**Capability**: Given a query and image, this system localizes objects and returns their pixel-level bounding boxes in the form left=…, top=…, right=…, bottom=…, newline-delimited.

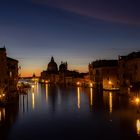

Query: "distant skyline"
left=0, top=0, right=140, bottom=77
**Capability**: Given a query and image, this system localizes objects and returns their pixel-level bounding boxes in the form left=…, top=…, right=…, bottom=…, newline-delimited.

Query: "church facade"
left=40, top=57, right=68, bottom=84
left=40, top=57, right=88, bottom=86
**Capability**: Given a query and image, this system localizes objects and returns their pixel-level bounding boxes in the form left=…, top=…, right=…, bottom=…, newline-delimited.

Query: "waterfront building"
left=59, top=61, right=68, bottom=84
left=40, top=57, right=88, bottom=86
left=41, top=57, right=59, bottom=84
left=89, top=60, right=119, bottom=90
left=0, top=47, right=18, bottom=100
left=118, top=51, right=140, bottom=92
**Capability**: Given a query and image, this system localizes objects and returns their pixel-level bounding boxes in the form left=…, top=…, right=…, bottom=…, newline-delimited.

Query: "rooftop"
left=0, top=47, right=6, bottom=51
left=7, top=57, right=18, bottom=62
left=119, top=51, right=140, bottom=61
left=91, top=60, right=118, bottom=68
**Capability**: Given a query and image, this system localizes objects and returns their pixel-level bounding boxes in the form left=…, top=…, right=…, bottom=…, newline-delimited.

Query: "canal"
left=0, top=83, right=140, bottom=140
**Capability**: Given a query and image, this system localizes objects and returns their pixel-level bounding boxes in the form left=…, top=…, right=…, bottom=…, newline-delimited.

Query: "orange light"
left=90, top=83, right=93, bottom=87
left=108, top=80, right=112, bottom=85
left=136, top=119, right=140, bottom=136
left=136, top=98, right=140, bottom=103
left=2, top=94, right=5, bottom=97
left=77, top=82, right=80, bottom=85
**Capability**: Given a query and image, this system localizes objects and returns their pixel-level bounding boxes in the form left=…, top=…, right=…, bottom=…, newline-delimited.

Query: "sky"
left=0, top=0, right=140, bottom=77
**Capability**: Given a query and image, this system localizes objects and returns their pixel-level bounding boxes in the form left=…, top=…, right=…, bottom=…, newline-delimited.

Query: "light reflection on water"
left=0, top=108, right=5, bottom=122
left=90, top=87, right=93, bottom=106
left=136, top=119, right=140, bottom=136
left=109, top=92, right=113, bottom=113
left=77, top=87, right=80, bottom=109
left=0, top=83, right=140, bottom=140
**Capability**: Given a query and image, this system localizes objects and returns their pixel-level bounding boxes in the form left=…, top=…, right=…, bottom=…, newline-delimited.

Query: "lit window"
left=10, top=71, right=12, bottom=77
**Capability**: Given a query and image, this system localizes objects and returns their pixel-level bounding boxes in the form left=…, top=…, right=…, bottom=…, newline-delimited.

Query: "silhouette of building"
left=89, top=60, right=119, bottom=90
left=47, top=57, right=58, bottom=73
left=59, top=61, right=68, bottom=84
left=40, top=57, right=88, bottom=86
left=118, top=51, right=140, bottom=91
left=41, top=57, right=59, bottom=84
left=0, top=47, right=18, bottom=99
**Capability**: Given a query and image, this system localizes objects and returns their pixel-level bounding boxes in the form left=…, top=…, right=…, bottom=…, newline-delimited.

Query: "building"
left=41, top=57, right=59, bottom=84
left=89, top=60, right=119, bottom=90
left=59, top=61, right=68, bottom=84
left=0, top=47, right=18, bottom=100
left=118, top=51, right=140, bottom=92
left=40, top=57, right=88, bottom=86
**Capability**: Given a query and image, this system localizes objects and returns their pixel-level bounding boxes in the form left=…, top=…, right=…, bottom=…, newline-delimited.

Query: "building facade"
left=41, top=57, right=59, bottom=84
left=118, top=51, right=140, bottom=91
left=89, top=60, right=119, bottom=90
left=40, top=57, right=88, bottom=86
left=0, top=47, right=18, bottom=99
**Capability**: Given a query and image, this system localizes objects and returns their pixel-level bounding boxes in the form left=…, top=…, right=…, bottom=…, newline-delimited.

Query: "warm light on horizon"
left=20, top=62, right=88, bottom=77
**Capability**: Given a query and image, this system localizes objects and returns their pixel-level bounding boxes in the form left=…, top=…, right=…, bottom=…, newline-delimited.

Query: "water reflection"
left=31, top=84, right=36, bottom=110
left=0, top=101, right=19, bottom=140
left=45, top=84, right=48, bottom=103
left=77, top=87, right=81, bottom=109
left=0, top=108, right=5, bottom=122
left=136, top=119, right=140, bottom=136
left=109, top=92, right=112, bottom=113
left=32, top=92, right=35, bottom=110
left=90, top=88, right=93, bottom=106
left=1, top=84, right=140, bottom=140
left=48, top=85, right=58, bottom=111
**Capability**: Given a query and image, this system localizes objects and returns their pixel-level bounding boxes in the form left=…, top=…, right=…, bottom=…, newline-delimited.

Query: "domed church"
left=40, top=57, right=61, bottom=84
left=40, top=56, right=87, bottom=85
left=47, top=57, right=58, bottom=74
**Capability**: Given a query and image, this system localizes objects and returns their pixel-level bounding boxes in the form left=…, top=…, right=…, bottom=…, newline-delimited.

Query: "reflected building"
left=0, top=102, right=19, bottom=140
left=48, top=85, right=58, bottom=111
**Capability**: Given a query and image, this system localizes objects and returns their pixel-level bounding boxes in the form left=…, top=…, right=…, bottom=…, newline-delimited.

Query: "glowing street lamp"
left=136, top=98, right=140, bottom=104
left=108, top=80, right=112, bottom=85
left=77, top=82, right=80, bottom=86
left=90, top=83, right=93, bottom=88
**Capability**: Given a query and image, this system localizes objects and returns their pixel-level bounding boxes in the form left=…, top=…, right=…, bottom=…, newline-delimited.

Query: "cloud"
left=32, top=0, right=140, bottom=25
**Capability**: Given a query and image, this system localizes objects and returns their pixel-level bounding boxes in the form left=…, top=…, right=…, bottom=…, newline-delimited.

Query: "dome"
left=47, top=57, right=58, bottom=73
left=59, top=61, right=67, bottom=72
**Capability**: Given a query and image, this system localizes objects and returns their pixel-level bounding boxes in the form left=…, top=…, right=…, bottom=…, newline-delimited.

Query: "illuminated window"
left=10, top=71, right=12, bottom=78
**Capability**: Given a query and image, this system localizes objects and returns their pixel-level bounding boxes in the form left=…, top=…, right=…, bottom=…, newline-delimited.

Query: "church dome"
left=47, top=57, right=58, bottom=73
left=59, top=61, right=67, bottom=72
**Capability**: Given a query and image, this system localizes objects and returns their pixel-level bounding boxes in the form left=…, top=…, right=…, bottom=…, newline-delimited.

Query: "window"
left=10, top=71, right=12, bottom=78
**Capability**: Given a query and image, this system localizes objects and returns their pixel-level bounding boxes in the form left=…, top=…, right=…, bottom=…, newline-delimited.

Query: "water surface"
left=0, top=83, right=140, bottom=140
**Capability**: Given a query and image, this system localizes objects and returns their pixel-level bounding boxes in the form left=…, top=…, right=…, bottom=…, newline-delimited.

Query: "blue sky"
left=0, top=0, right=140, bottom=76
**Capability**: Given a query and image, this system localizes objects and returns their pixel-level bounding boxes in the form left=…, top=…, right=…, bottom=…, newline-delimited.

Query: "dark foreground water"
left=0, top=83, right=140, bottom=140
